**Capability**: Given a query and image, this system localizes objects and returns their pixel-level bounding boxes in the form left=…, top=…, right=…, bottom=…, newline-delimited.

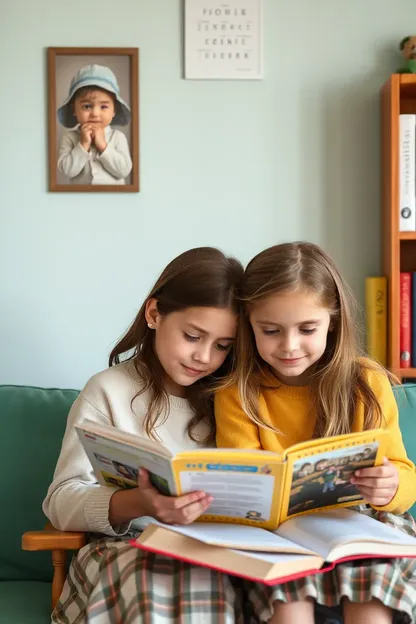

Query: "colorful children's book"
left=76, top=420, right=388, bottom=529
left=133, top=509, right=416, bottom=585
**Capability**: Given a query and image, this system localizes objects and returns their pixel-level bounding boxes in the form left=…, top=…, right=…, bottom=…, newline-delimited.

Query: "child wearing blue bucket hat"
left=57, top=64, right=132, bottom=185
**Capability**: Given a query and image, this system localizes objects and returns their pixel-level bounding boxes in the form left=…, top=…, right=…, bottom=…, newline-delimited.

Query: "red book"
left=400, top=273, right=412, bottom=368
left=131, top=509, right=416, bottom=585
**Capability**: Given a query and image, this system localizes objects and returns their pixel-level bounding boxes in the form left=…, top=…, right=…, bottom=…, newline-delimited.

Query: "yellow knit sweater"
left=215, top=366, right=416, bottom=515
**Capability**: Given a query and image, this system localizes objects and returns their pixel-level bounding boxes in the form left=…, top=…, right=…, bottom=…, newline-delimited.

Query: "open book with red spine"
left=131, top=508, right=416, bottom=585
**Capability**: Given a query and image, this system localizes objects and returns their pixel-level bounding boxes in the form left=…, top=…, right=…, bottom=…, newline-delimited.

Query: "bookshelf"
left=381, top=74, right=416, bottom=380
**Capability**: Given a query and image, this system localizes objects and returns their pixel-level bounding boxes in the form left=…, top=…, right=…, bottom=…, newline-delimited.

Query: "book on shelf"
left=412, top=272, right=416, bottom=368
left=76, top=419, right=388, bottom=529
left=365, top=276, right=387, bottom=365
left=399, top=114, right=416, bottom=231
left=132, top=508, right=416, bottom=585
left=400, top=272, right=412, bottom=368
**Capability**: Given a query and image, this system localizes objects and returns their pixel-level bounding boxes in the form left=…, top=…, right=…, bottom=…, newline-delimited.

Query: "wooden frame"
left=22, top=523, right=87, bottom=609
left=48, top=47, right=139, bottom=192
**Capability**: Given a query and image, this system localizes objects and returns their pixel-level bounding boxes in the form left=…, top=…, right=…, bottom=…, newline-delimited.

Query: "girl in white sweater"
left=43, top=247, right=246, bottom=623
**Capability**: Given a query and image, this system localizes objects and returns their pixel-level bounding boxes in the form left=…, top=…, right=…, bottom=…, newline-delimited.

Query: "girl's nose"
left=281, top=333, right=299, bottom=354
left=193, top=344, right=210, bottom=364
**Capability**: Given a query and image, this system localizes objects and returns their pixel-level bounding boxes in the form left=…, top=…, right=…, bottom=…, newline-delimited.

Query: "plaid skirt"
left=52, top=508, right=416, bottom=624
left=51, top=537, right=247, bottom=624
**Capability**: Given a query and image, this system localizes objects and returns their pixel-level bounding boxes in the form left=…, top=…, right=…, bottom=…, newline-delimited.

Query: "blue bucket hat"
left=57, top=64, right=131, bottom=128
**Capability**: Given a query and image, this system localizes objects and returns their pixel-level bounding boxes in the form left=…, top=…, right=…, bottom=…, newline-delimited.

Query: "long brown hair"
left=109, top=247, right=243, bottom=444
left=231, top=241, right=396, bottom=438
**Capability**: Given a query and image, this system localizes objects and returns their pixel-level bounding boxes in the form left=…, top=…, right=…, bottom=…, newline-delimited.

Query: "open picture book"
left=132, top=508, right=416, bottom=585
left=76, top=419, right=388, bottom=529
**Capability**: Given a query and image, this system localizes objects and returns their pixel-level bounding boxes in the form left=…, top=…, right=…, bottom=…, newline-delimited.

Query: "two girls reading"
left=44, top=242, right=416, bottom=624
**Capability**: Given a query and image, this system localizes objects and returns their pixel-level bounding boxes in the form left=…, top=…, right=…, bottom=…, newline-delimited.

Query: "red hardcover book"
left=130, top=509, right=416, bottom=585
left=400, top=273, right=412, bottom=368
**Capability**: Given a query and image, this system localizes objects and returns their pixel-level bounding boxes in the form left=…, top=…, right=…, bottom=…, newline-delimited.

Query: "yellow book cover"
left=76, top=421, right=388, bottom=531
left=365, top=276, right=387, bottom=365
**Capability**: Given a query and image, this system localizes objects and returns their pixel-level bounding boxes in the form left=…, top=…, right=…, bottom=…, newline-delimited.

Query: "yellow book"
left=365, top=276, right=387, bottom=365
left=76, top=420, right=388, bottom=531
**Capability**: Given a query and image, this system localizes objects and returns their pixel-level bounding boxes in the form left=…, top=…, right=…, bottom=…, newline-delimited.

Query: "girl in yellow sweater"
left=215, top=241, right=416, bottom=624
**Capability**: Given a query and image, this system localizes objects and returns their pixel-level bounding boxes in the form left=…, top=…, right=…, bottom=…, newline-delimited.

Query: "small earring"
left=148, top=323, right=153, bottom=328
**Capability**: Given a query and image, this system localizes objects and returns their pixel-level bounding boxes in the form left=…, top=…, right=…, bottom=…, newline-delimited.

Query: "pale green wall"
left=0, top=1, right=414, bottom=388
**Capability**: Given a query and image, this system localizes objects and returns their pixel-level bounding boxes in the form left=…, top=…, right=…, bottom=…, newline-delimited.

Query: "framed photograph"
left=48, top=47, right=139, bottom=192
left=184, top=0, right=263, bottom=80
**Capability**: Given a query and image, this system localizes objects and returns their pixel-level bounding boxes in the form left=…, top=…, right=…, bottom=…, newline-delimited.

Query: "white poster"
left=185, top=0, right=263, bottom=80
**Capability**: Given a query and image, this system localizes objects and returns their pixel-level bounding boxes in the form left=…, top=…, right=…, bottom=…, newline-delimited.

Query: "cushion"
left=393, top=383, right=416, bottom=518
left=0, top=581, right=51, bottom=623
left=0, top=385, right=79, bottom=581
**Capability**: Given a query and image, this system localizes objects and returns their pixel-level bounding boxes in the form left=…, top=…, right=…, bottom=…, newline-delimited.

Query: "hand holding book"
left=137, top=468, right=213, bottom=524
left=350, top=457, right=399, bottom=506
left=109, top=467, right=212, bottom=527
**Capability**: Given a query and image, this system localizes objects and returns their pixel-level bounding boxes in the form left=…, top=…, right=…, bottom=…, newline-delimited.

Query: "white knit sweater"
left=43, top=360, right=210, bottom=536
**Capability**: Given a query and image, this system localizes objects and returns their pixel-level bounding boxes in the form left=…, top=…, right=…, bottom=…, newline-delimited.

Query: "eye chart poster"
left=185, top=0, right=263, bottom=80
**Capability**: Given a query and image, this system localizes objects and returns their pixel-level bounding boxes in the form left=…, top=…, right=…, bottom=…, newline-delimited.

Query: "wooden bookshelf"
left=381, top=74, right=416, bottom=380
left=399, top=232, right=416, bottom=240
left=392, top=368, right=416, bottom=379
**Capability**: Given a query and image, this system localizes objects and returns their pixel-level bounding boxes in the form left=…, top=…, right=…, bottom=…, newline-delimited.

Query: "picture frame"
left=48, top=47, right=139, bottom=192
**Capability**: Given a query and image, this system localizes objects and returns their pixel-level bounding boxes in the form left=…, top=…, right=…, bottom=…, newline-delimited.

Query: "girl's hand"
left=92, top=126, right=107, bottom=153
left=137, top=468, right=213, bottom=525
left=350, top=457, right=399, bottom=506
left=80, top=123, right=93, bottom=151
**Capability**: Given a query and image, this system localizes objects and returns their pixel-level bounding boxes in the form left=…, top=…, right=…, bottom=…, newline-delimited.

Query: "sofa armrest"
left=21, top=523, right=87, bottom=609
left=22, top=525, right=87, bottom=551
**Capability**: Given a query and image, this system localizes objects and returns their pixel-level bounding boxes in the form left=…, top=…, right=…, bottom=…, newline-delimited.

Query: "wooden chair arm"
left=21, top=522, right=87, bottom=609
left=22, top=526, right=87, bottom=551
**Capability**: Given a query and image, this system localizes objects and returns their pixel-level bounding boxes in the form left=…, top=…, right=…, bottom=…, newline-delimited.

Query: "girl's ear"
left=144, top=298, right=161, bottom=328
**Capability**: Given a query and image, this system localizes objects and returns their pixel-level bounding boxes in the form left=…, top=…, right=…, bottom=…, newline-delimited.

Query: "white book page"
left=152, top=521, right=315, bottom=554
left=276, top=508, right=416, bottom=560
left=179, top=471, right=275, bottom=521
left=231, top=550, right=317, bottom=564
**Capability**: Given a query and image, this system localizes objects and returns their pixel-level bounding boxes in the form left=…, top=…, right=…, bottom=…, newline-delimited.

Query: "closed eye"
left=262, top=328, right=316, bottom=336
left=184, top=332, right=199, bottom=342
left=184, top=333, right=231, bottom=351
left=216, top=343, right=231, bottom=351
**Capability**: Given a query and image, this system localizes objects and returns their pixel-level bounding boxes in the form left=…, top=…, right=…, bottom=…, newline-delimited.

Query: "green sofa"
left=0, top=385, right=79, bottom=623
left=0, top=383, right=415, bottom=623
